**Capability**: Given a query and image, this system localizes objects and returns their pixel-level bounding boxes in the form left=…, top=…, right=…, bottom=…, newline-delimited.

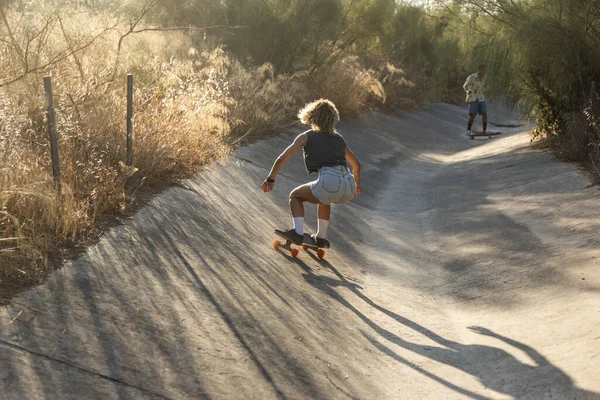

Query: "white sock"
left=317, top=219, right=329, bottom=239
left=293, top=217, right=304, bottom=235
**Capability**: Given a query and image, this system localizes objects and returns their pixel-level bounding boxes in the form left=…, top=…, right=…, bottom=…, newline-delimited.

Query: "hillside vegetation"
left=1, top=0, right=599, bottom=299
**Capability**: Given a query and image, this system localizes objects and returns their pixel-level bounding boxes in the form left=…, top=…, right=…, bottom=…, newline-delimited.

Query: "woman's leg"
left=289, top=184, right=320, bottom=216
left=317, top=203, right=331, bottom=239
left=289, top=184, right=320, bottom=235
left=318, top=203, right=331, bottom=220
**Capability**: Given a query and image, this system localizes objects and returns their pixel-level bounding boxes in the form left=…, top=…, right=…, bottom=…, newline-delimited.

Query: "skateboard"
left=272, top=230, right=302, bottom=258
left=469, top=131, right=502, bottom=140
left=301, top=234, right=330, bottom=259
left=271, top=230, right=331, bottom=259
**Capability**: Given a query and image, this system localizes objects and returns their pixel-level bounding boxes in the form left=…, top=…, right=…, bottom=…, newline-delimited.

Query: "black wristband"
left=266, top=177, right=275, bottom=183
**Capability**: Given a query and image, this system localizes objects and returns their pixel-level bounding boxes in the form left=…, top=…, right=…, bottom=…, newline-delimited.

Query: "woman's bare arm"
left=345, top=145, right=362, bottom=195
left=261, top=133, right=307, bottom=192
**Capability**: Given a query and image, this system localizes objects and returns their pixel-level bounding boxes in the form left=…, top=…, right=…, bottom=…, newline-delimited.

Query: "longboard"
left=469, top=131, right=502, bottom=140
left=272, top=229, right=302, bottom=258
left=272, top=229, right=331, bottom=259
left=302, top=234, right=330, bottom=259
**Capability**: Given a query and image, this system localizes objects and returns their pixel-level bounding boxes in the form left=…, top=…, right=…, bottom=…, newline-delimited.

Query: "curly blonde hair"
left=298, top=99, right=340, bottom=134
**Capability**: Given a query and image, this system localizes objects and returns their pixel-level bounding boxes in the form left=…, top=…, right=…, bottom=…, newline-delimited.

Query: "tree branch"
left=130, top=25, right=240, bottom=35
left=0, top=21, right=118, bottom=88
left=110, top=0, right=240, bottom=78
left=0, top=5, right=27, bottom=70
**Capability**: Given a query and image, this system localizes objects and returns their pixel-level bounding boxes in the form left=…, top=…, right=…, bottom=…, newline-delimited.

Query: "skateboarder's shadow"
left=299, top=256, right=597, bottom=400
left=278, top=248, right=363, bottom=290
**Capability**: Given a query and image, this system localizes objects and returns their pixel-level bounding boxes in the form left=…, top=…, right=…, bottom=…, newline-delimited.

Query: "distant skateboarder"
left=463, top=64, right=492, bottom=135
left=261, top=99, right=362, bottom=247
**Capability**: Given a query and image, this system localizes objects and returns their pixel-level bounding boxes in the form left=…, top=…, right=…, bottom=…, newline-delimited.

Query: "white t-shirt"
left=463, top=73, right=489, bottom=103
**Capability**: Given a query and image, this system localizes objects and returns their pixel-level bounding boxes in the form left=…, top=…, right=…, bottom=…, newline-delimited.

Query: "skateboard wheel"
left=317, top=249, right=326, bottom=259
left=291, top=248, right=300, bottom=258
left=469, top=136, right=474, bottom=140
left=273, top=240, right=282, bottom=249
left=302, top=245, right=309, bottom=251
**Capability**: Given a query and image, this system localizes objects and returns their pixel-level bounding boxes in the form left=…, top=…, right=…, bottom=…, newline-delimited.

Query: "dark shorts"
left=469, top=101, right=487, bottom=116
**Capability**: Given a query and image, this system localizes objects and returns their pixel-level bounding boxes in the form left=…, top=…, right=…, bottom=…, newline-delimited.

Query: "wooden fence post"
left=126, top=73, right=133, bottom=166
left=43, top=76, right=61, bottom=197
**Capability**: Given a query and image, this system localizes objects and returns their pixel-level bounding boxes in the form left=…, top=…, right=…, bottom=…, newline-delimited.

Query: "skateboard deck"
left=301, top=234, right=330, bottom=259
left=469, top=131, right=502, bottom=140
left=272, top=238, right=301, bottom=258
left=271, top=230, right=330, bottom=259
left=302, top=234, right=331, bottom=249
left=272, top=229, right=302, bottom=258
left=273, top=229, right=302, bottom=258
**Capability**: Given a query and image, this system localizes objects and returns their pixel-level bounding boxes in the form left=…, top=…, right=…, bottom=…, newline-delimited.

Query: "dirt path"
left=1, top=104, right=599, bottom=399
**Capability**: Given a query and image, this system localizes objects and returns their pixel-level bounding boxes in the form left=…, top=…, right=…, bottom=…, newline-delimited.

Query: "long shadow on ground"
left=296, top=254, right=598, bottom=400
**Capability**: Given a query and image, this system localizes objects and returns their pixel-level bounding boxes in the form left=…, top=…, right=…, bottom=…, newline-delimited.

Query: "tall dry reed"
left=0, top=6, right=419, bottom=299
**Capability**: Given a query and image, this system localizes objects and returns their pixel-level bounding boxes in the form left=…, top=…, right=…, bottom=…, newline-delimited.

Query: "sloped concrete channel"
left=1, top=104, right=599, bottom=399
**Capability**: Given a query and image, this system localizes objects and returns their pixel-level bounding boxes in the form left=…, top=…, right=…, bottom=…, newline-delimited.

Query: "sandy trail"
left=1, top=104, right=599, bottom=399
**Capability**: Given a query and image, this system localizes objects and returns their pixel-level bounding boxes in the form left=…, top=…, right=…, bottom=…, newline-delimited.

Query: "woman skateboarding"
left=261, top=99, right=362, bottom=247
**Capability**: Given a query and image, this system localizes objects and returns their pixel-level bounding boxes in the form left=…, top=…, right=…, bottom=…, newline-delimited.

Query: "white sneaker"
left=465, top=129, right=472, bottom=136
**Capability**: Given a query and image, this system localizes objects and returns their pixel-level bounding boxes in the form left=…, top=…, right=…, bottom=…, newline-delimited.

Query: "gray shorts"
left=469, top=100, right=487, bottom=115
left=309, top=165, right=356, bottom=205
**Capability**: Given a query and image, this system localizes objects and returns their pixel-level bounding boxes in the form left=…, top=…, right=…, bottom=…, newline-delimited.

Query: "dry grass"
left=301, top=56, right=386, bottom=116
left=538, top=97, right=600, bottom=181
left=376, top=63, right=420, bottom=112
left=0, top=8, right=236, bottom=298
left=0, top=7, right=420, bottom=301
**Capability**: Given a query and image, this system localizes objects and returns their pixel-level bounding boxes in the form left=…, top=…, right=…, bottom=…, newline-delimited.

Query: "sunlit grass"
left=0, top=6, right=419, bottom=297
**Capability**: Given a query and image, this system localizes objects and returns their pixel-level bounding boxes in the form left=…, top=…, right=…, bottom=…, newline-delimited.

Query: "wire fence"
left=43, top=73, right=134, bottom=198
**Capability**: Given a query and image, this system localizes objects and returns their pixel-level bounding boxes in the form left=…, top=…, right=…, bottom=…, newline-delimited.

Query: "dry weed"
left=0, top=6, right=421, bottom=299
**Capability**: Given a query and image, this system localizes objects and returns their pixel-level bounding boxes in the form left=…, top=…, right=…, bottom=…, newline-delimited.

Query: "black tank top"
left=303, top=130, right=347, bottom=174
